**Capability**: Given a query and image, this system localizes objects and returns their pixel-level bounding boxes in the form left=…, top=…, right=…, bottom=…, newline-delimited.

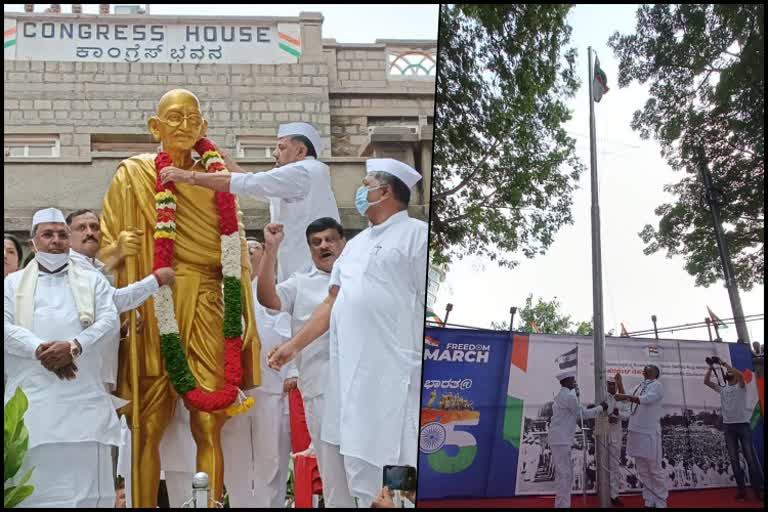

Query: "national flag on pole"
left=426, top=307, right=444, bottom=327
left=593, top=55, right=609, bottom=103
left=620, top=322, right=630, bottom=337
left=530, top=320, right=541, bottom=334
left=555, top=346, right=578, bottom=370
left=707, top=306, right=728, bottom=329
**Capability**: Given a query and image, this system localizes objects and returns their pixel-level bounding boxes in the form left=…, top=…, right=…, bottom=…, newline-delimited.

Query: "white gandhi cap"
left=556, top=369, right=577, bottom=382
left=277, top=122, right=323, bottom=156
left=32, top=207, right=66, bottom=228
left=366, top=158, right=422, bottom=189
left=606, top=375, right=615, bottom=383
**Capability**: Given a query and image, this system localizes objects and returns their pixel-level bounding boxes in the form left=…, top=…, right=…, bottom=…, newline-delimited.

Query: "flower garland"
left=153, top=138, right=253, bottom=415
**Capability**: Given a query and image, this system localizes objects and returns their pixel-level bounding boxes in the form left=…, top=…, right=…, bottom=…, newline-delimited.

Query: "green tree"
left=431, top=4, right=585, bottom=268
left=608, top=4, right=764, bottom=290
left=490, top=294, right=603, bottom=335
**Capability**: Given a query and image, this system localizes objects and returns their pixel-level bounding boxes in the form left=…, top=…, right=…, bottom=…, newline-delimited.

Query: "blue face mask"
left=355, top=185, right=383, bottom=216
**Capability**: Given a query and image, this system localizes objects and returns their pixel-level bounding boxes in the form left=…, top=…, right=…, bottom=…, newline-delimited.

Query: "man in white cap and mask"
left=614, top=364, right=667, bottom=508
left=159, top=122, right=339, bottom=281
left=267, top=158, right=428, bottom=507
left=547, top=369, right=607, bottom=508
left=4, top=207, right=122, bottom=507
left=602, top=373, right=631, bottom=506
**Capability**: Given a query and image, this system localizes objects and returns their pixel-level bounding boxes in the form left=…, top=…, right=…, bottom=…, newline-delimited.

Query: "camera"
left=383, top=465, right=417, bottom=491
left=705, top=356, right=722, bottom=366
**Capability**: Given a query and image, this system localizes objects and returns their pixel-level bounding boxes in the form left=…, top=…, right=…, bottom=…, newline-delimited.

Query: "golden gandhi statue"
left=99, top=89, right=260, bottom=507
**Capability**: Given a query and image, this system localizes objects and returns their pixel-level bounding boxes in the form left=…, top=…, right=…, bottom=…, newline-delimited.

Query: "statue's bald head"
left=158, top=89, right=201, bottom=116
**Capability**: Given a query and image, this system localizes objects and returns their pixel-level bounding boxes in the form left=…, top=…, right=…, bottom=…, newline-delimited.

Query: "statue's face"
left=148, top=89, right=208, bottom=152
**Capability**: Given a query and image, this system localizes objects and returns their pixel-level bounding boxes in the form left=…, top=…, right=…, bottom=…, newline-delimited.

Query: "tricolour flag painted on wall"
left=593, top=55, right=609, bottom=103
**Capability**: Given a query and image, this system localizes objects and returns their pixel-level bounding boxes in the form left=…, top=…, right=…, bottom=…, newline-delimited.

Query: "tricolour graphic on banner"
left=419, top=328, right=764, bottom=501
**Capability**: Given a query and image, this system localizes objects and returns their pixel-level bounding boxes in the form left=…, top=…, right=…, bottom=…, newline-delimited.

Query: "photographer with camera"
left=704, top=356, right=764, bottom=501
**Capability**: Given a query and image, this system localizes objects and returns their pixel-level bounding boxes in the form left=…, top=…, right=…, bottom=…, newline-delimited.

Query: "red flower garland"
left=153, top=138, right=246, bottom=412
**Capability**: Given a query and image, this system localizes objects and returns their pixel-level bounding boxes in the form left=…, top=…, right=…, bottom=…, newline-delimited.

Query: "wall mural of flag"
left=276, top=23, right=301, bottom=58
left=419, top=328, right=764, bottom=501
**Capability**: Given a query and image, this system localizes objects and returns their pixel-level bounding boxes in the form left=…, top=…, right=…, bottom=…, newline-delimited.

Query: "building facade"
left=4, top=9, right=435, bottom=258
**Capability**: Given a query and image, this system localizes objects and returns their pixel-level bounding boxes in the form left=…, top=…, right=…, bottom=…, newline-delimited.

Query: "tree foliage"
left=609, top=4, right=764, bottom=290
left=431, top=4, right=584, bottom=267
left=491, top=294, right=599, bottom=336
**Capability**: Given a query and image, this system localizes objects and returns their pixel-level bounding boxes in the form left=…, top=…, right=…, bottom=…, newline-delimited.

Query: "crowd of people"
left=514, top=362, right=764, bottom=507
left=4, top=89, right=425, bottom=508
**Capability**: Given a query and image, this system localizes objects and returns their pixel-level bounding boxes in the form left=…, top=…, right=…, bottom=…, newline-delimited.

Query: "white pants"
left=627, top=431, right=668, bottom=508
left=551, top=444, right=574, bottom=508
left=303, top=393, right=357, bottom=508
left=221, top=390, right=291, bottom=508
left=608, top=437, right=621, bottom=499
left=343, top=455, right=382, bottom=508
left=164, top=470, right=196, bottom=507
left=15, top=442, right=115, bottom=508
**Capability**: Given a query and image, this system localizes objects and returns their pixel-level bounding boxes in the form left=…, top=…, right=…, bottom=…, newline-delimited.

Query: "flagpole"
left=588, top=46, right=611, bottom=509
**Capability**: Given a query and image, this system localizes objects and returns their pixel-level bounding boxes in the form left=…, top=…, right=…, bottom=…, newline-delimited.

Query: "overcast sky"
left=3, top=4, right=440, bottom=43
left=433, top=4, right=764, bottom=344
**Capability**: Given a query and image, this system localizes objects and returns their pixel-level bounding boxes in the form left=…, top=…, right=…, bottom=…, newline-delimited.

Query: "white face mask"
left=32, top=240, right=69, bottom=271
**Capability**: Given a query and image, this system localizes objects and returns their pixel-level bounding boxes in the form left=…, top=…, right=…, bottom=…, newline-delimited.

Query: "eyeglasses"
left=159, top=112, right=204, bottom=128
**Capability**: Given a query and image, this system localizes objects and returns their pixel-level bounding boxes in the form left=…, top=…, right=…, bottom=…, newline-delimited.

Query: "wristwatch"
left=69, top=340, right=82, bottom=360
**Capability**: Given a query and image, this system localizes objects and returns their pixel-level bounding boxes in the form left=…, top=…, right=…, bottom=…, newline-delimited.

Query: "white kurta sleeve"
left=275, top=276, right=298, bottom=314
left=112, top=274, right=159, bottom=313
left=639, top=382, right=663, bottom=405
left=285, top=361, right=299, bottom=380
left=4, top=278, right=42, bottom=358
left=229, top=163, right=311, bottom=201
left=411, top=228, right=428, bottom=306
left=74, top=275, right=119, bottom=352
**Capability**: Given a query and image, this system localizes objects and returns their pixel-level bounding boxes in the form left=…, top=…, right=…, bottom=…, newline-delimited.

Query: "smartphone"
left=383, top=465, right=417, bottom=491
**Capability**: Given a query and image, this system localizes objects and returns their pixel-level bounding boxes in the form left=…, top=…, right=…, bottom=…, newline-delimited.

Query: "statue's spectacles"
left=159, top=112, right=204, bottom=128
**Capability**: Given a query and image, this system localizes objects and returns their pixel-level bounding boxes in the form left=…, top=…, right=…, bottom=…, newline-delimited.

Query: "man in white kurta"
left=547, top=369, right=606, bottom=508
left=267, top=158, right=428, bottom=507
left=257, top=217, right=356, bottom=508
left=221, top=238, right=296, bottom=508
left=159, top=122, right=340, bottom=281
left=65, top=209, right=195, bottom=507
left=603, top=374, right=632, bottom=505
left=615, top=364, right=667, bottom=508
left=4, top=208, right=121, bottom=508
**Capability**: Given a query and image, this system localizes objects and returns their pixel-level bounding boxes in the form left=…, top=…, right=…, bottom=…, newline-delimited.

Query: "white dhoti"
left=303, top=393, right=356, bottom=508
left=608, top=437, right=622, bottom=499
left=117, top=399, right=196, bottom=508
left=15, top=442, right=115, bottom=508
left=627, top=431, right=668, bottom=508
left=221, top=389, right=291, bottom=508
left=551, top=444, right=573, bottom=508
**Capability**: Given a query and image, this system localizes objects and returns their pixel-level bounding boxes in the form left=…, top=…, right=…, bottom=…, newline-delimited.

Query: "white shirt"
left=547, top=387, right=603, bottom=446
left=627, top=379, right=664, bottom=435
left=70, top=249, right=159, bottom=388
left=251, top=280, right=296, bottom=394
left=605, top=392, right=632, bottom=443
left=323, top=210, right=428, bottom=468
left=274, top=265, right=331, bottom=399
left=719, top=382, right=750, bottom=424
left=4, top=265, right=122, bottom=449
left=229, top=157, right=340, bottom=281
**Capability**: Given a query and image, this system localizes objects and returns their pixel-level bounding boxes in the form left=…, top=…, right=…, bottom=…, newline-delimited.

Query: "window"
left=4, top=135, right=60, bottom=158
left=237, top=136, right=275, bottom=159
left=90, top=133, right=157, bottom=153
